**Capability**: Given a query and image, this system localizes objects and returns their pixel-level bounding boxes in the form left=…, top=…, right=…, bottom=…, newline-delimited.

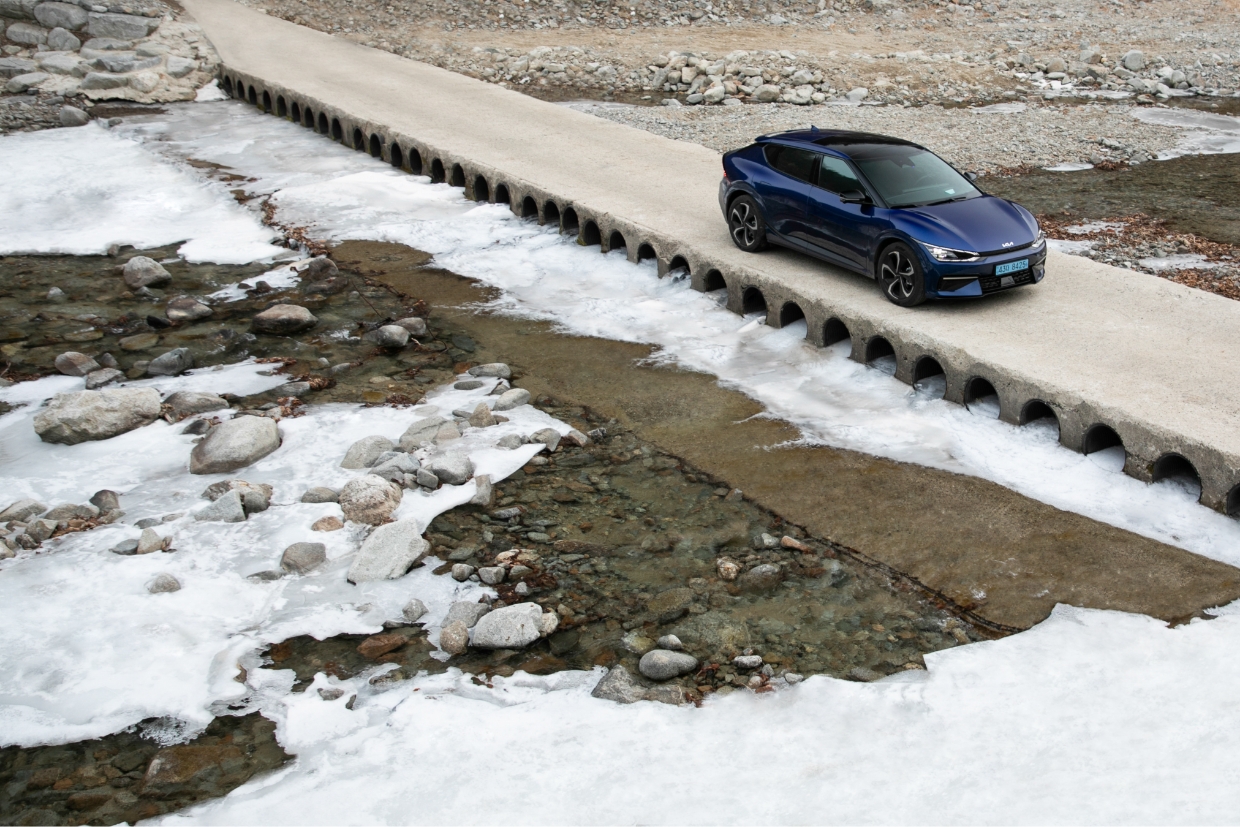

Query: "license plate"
left=995, top=258, right=1029, bottom=276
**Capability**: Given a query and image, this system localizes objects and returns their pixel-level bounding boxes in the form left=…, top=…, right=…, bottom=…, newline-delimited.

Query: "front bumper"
left=925, top=244, right=1048, bottom=298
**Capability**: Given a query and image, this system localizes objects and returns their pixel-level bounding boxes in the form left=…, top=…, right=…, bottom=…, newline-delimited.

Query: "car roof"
left=756, top=129, right=925, bottom=158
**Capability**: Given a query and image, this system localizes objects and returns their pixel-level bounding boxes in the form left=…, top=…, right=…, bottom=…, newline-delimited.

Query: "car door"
left=756, top=144, right=817, bottom=238
left=803, top=153, right=882, bottom=271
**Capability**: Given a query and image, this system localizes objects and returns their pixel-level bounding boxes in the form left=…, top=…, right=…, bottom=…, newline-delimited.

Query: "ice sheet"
left=1132, top=107, right=1240, bottom=158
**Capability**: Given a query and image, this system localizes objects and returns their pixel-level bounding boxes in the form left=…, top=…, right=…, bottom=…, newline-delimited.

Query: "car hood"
left=896, top=195, right=1038, bottom=255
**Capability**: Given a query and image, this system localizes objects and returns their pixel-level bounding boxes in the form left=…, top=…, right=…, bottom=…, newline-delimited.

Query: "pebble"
left=54, top=351, right=99, bottom=377
left=402, top=598, right=428, bottom=622
left=300, top=486, right=339, bottom=503
left=492, top=387, right=531, bottom=411
left=311, top=516, right=344, bottom=532
left=478, top=565, right=505, bottom=585
left=737, top=563, right=782, bottom=593
left=733, top=654, right=764, bottom=669
left=364, top=324, right=410, bottom=348
left=451, top=563, right=475, bottom=581
left=444, top=601, right=490, bottom=628
left=84, top=367, right=123, bottom=389
left=146, top=347, right=193, bottom=376
left=121, top=256, right=170, bottom=290
left=439, top=620, right=469, bottom=655
left=135, top=527, right=164, bottom=554
left=468, top=362, right=511, bottom=379
left=280, top=541, right=326, bottom=574
left=147, top=572, right=181, bottom=594
left=424, top=453, right=474, bottom=486
left=656, top=634, right=684, bottom=651
left=193, top=488, right=246, bottom=523
left=590, top=664, right=648, bottom=704
left=251, top=304, right=317, bottom=335
left=638, top=649, right=699, bottom=681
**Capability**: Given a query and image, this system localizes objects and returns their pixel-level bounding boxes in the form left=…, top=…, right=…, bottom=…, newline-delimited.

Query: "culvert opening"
left=331, top=118, right=343, bottom=142
left=222, top=76, right=234, bottom=97
left=317, top=113, right=328, bottom=134
left=430, top=159, right=445, bottom=184
left=823, top=318, right=851, bottom=349
left=1083, top=424, right=1126, bottom=472
left=779, top=301, right=805, bottom=328
left=450, top=164, right=465, bottom=188
left=408, top=148, right=423, bottom=175
left=913, top=356, right=946, bottom=397
left=248, top=86, right=257, bottom=105
left=261, top=90, right=271, bottom=111
left=562, top=207, right=580, bottom=234
left=293, top=103, right=303, bottom=124
left=494, top=184, right=510, bottom=204
left=1152, top=453, right=1202, bottom=498
left=608, top=231, right=627, bottom=252
left=865, top=337, right=896, bottom=375
left=1228, top=485, right=1240, bottom=518
left=352, top=128, right=365, bottom=151
left=965, top=377, right=1000, bottom=418
left=278, top=97, right=289, bottom=118
left=368, top=133, right=382, bottom=158
left=742, top=286, right=767, bottom=316
left=543, top=201, right=560, bottom=227
left=667, top=255, right=690, bottom=279
left=637, top=243, right=657, bottom=262
left=473, top=175, right=490, bottom=202
left=581, top=220, right=601, bottom=246
left=390, top=143, right=404, bottom=170
left=703, top=269, right=726, bottom=292
left=521, top=197, right=538, bottom=219
left=1020, top=399, right=1057, bottom=426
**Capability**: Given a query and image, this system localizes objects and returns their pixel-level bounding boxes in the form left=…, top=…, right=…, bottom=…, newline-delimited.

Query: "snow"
left=970, top=102, right=1027, bottom=114
left=1137, top=253, right=1223, bottom=271
left=1047, top=238, right=1097, bottom=255
left=195, top=79, right=229, bottom=102
left=1043, top=161, right=1094, bottom=172
left=1131, top=107, right=1240, bottom=159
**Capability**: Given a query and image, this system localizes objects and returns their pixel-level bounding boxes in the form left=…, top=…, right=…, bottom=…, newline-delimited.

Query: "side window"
left=763, top=145, right=817, bottom=183
left=816, top=154, right=863, bottom=194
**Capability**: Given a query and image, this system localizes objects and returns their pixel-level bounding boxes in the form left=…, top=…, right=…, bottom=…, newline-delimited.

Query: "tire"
left=727, top=195, right=768, bottom=252
left=877, top=242, right=927, bottom=307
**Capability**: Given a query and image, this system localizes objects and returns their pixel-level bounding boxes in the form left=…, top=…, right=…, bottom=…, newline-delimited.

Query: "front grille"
left=978, top=240, right=1034, bottom=257
left=979, top=269, right=1035, bottom=294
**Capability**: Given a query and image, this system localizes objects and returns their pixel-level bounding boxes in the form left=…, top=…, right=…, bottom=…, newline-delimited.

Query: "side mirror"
left=966, top=171, right=978, bottom=181
left=839, top=190, right=872, bottom=205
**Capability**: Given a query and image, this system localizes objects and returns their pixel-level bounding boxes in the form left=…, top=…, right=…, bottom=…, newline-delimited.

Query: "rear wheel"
left=878, top=242, right=927, bottom=307
left=728, top=195, right=768, bottom=252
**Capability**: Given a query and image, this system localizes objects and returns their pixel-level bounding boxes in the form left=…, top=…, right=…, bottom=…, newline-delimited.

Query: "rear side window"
left=763, top=145, right=817, bottom=183
left=816, top=154, right=863, bottom=194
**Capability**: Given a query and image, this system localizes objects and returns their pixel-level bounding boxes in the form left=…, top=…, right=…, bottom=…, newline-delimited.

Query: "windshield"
left=848, top=144, right=980, bottom=208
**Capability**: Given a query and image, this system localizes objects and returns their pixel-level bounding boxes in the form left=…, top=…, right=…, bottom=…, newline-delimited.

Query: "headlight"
left=920, top=242, right=981, bottom=262
left=1033, top=229, right=1046, bottom=246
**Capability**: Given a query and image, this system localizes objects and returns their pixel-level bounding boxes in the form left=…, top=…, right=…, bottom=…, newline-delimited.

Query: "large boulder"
left=347, top=520, right=428, bottom=583
left=470, top=602, right=547, bottom=650
left=338, top=475, right=402, bottom=525
left=33, top=2, right=88, bottom=30
left=33, top=388, right=160, bottom=445
left=251, top=304, right=317, bottom=335
left=189, top=416, right=281, bottom=475
left=122, top=255, right=171, bottom=290
left=398, top=415, right=446, bottom=451
left=86, top=11, right=157, bottom=39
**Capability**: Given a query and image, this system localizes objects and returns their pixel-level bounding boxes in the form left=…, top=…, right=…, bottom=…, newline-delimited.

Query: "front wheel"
left=878, top=242, right=927, bottom=307
left=727, top=195, right=768, bottom=252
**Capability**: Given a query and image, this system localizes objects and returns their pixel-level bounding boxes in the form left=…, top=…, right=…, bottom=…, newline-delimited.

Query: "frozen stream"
left=1, top=101, right=1240, bottom=823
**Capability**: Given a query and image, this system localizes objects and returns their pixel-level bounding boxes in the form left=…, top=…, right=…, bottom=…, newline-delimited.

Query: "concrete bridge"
left=185, top=0, right=1240, bottom=516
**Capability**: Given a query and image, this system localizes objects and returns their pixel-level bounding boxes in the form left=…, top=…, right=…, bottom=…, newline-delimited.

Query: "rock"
left=392, top=316, right=427, bottom=336
left=638, top=649, right=699, bottom=681
left=280, top=541, right=326, bottom=574
left=439, top=620, right=469, bottom=655
left=450, top=563, right=474, bottom=581
left=424, top=453, right=474, bottom=486
left=467, top=402, right=495, bottom=428
left=26, top=518, right=56, bottom=542
left=84, top=367, right=122, bottom=390
left=591, top=664, right=647, bottom=704
left=470, top=602, right=544, bottom=649
left=300, top=486, right=338, bottom=503
left=5, top=71, right=49, bottom=93
left=198, top=480, right=271, bottom=514
left=56, top=103, right=94, bottom=128
left=357, top=632, right=403, bottom=659
left=468, top=363, right=511, bottom=379
left=847, top=666, right=882, bottom=682
left=478, top=565, right=505, bottom=585
left=311, top=515, right=343, bottom=532
left=434, top=422, right=460, bottom=444
left=752, top=83, right=781, bottom=102
left=89, top=489, right=119, bottom=512
left=80, top=70, right=128, bottom=90
left=364, top=324, right=410, bottom=348
left=86, top=11, right=156, bottom=39
left=122, top=255, right=170, bottom=290
left=495, top=434, right=523, bottom=450
left=54, top=351, right=100, bottom=377
left=34, top=387, right=160, bottom=445
left=44, top=502, right=98, bottom=522
left=657, top=634, right=684, bottom=651
left=454, top=380, right=484, bottom=391
left=133, top=527, right=163, bottom=554
left=398, top=415, right=446, bottom=451
left=163, top=391, right=227, bottom=421
left=647, top=587, right=694, bottom=622
left=1122, top=50, right=1146, bottom=71
left=165, top=55, right=196, bottom=77
left=189, top=416, right=280, bottom=474
left=5, top=21, right=48, bottom=45
left=622, top=631, right=655, bottom=655
left=165, top=296, right=213, bottom=322
left=846, top=86, right=869, bottom=102
left=0, top=498, right=45, bottom=522
left=468, top=474, right=494, bottom=508
left=347, top=519, right=427, bottom=582
left=737, top=563, right=782, bottom=593
left=46, top=26, right=79, bottom=50
left=415, top=468, right=439, bottom=489
left=34, top=1, right=87, bottom=29
left=110, top=538, right=139, bottom=555
left=119, top=332, right=159, bottom=352
left=251, top=304, right=317, bottom=335
left=444, top=601, right=490, bottom=628
left=734, top=654, right=763, bottom=669
left=704, top=85, right=727, bottom=104
left=0, top=56, right=38, bottom=78
left=146, top=347, right=193, bottom=377
left=563, top=429, right=590, bottom=447
left=529, top=428, right=561, bottom=453
left=193, top=489, right=245, bottom=523
left=402, top=598, right=428, bottom=622
left=338, top=475, right=401, bottom=525
left=340, top=434, right=394, bottom=469
left=492, top=387, right=531, bottom=411
left=147, top=572, right=181, bottom=594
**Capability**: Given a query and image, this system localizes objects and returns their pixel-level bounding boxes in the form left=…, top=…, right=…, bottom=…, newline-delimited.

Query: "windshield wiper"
left=915, top=195, right=972, bottom=208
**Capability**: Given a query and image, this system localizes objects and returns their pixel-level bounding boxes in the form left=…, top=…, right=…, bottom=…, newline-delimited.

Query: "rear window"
left=763, top=144, right=817, bottom=183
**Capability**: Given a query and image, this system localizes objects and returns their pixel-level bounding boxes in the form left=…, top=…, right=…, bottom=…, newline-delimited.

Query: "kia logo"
left=1001, top=241, right=1014, bottom=248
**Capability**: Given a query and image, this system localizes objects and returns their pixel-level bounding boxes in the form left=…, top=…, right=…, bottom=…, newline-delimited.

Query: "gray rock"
left=751, top=83, right=781, bottom=102
left=300, top=486, right=338, bottom=504
left=193, top=489, right=246, bottom=523
left=34, top=387, right=161, bottom=445
left=470, top=602, right=544, bottom=649
left=591, top=665, right=647, bottom=704
left=783, top=672, right=804, bottom=684
left=347, top=519, right=428, bottom=583
left=79, top=70, right=127, bottom=90
left=54, top=351, right=100, bottom=377
left=146, top=348, right=193, bottom=377
left=392, top=316, right=427, bottom=336
left=468, top=363, right=511, bottom=379
left=165, top=55, right=195, bottom=77
left=398, top=415, right=446, bottom=451
left=110, top=538, right=139, bottom=555
left=469, top=474, right=493, bottom=508
left=25, top=518, right=57, bottom=542
left=90, top=490, right=119, bottom=512
left=202, top=480, right=271, bottom=514
left=46, top=26, right=79, bottom=51
left=189, top=416, right=281, bottom=474
left=364, top=324, right=410, bottom=348
left=163, top=391, right=227, bottom=420
left=341, top=435, right=394, bottom=469
left=847, top=666, right=882, bottom=682
left=647, top=587, right=694, bottom=622
left=638, top=649, right=699, bottom=681
left=529, top=428, right=561, bottom=453
left=86, top=11, right=156, bottom=39
left=439, top=620, right=469, bottom=655
left=5, top=71, right=48, bottom=93
left=59, top=104, right=91, bottom=128
left=147, top=572, right=181, bottom=594
left=135, top=527, right=163, bottom=554
left=434, top=422, right=460, bottom=444
left=44, top=502, right=98, bottom=522
left=467, top=403, right=495, bottom=428
left=251, top=304, right=317, bottom=335
left=0, top=0, right=38, bottom=20
left=492, top=387, right=531, bottom=411
left=1122, top=50, right=1146, bottom=71
left=454, top=379, right=484, bottom=391
left=281, top=541, right=326, bottom=574
left=733, top=654, right=763, bottom=669
left=165, top=296, right=212, bottom=322
left=562, top=429, right=590, bottom=448
left=414, top=468, right=439, bottom=489
left=371, top=453, right=420, bottom=485
left=495, top=434, right=523, bottom=450
left=338, top=475, right=401, bottom=525
left=477, top=565, right=505, bottom=585
left=34, top=2, right=87, bottom=30
left=247, top=569, right=284, bottom=582
left=444, top=600, right=490, bottom=628
left=737, top=563, right=782, bottom=593
left=0, top=499, right=46, bottom=522
left=80, top=37, right=130, bottom=50
left=5, top=21, right=48, bottom=45
left=450, top=563, right=474, bottom=581
left=402, top=598, right=428, bottom=622
left=121, top=256, right=170, bottom=290
left=656, top=634, right=684, bottom=651
left=424, top=453, right=474, bottom=486
left=846, top=86, right=869, bottom=102
left=622, top=631, right=655, bottom=655
left=0, top=57, right=38, bottom=78
left=39, top=52, right=84, bottom=75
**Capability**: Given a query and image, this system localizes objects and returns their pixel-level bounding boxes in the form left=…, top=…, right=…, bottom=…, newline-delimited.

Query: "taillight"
left=722, top=159, right=729, bottom=181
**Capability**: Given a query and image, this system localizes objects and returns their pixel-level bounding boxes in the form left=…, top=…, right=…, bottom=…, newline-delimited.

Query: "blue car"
left=718, top=128, right=1046, bottom=307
